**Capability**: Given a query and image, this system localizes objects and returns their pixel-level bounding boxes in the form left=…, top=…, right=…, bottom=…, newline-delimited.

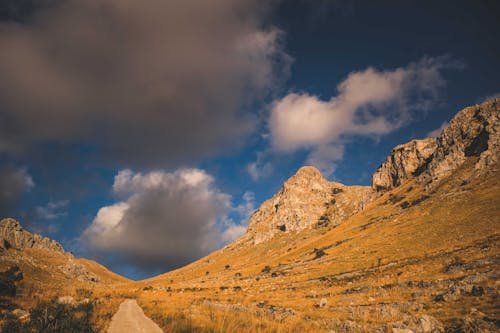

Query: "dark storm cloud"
left=0, top=0, right=290, bottom=166
left=0, top=166, right=34, bottom=216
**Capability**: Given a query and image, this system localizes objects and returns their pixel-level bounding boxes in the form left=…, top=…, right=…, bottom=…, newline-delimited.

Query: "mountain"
left=246, top=166, right=373, bottom=244
left=140, top=99, right=499, bottom=332
left=0, top=219, right=66, bottom=254
left=0, top=217, right=129, bottom=330
left=0, top=218, right=127, bottom=285
left=373, top=100, right=498, bottom=191
left=0, top=99, right=499, bottom=332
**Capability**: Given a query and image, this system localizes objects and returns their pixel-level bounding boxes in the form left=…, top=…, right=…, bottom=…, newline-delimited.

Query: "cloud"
left=220, top=191, right=255, bottom=242
left=0, top=166, right=34, bottom=216
left=246, top=152, right=274, bottom=181
left=82, top=168, right=250, bottom=272
left=305, top=144, right=345, bottom=177
left=427, top=121, right=449, bottom=138
left=34, top=200, right=69, bottom=220
left=268, top=56, right=459, bottom=175
left=0, top=0, right=291, bottom=166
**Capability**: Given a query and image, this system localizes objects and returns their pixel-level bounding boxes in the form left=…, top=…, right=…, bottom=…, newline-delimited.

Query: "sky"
left=0, top=0, right=498, bottom=280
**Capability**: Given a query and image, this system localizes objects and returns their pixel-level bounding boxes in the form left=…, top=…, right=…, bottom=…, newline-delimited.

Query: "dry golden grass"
left=0, top=247, right=131, bottom=330
left=132, top=158, right=499, bottom=332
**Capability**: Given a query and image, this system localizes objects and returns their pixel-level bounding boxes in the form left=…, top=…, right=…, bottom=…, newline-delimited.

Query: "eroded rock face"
left=60, top=259, right=100, bottom=283
left=425, top=100, right=499, bottom=182
left=372, top=138, right=437, bottom=191
left=0, top=218, right=102, bottom=283
left=0, top=218, right=65, bottom=254
left=247, top=166, right=373, bottom=244
left=372, top=99, right=499, bottom=191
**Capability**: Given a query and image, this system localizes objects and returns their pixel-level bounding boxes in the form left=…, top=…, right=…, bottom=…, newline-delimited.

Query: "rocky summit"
left=373, top=99, right=499, bottom=192
left=246, top=166, right=373, bottom=244
left=0, top=218, right=65, bottom=254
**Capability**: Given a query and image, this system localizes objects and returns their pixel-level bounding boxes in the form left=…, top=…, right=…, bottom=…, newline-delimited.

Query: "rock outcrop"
left=60, top=259, right=100, bottom=282
left=246, top=166, right=373, bottom=244
left=425, top=100, right=499, bottom=182
left=0, top=218, right=103, bottom=283
left=372, top=138, right=437, bottom=191
left=0, top=218, right=66, bottom=254
left=373, top=99, right=499, bottom=191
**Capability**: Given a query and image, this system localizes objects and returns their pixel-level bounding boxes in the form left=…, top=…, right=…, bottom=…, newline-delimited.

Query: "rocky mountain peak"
left=0, top=218, right=66, bottom=254
left=425, top=99, right=499, bottom=182
left=0, top=218, right=21, bottom=231
left=246, top=167, right=372, bottom=244
left=372, top=99, right=499, bottom=191
left=282, top=166, right=335, bottom=196
left=286, top=165, right=323, bottom=181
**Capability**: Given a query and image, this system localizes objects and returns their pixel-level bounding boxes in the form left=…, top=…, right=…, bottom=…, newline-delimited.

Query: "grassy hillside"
left=0, top=245, right=130, bottom=331
left=1, top=160, right=497, bottom=332
left=133, top=158, right=499, bottom=332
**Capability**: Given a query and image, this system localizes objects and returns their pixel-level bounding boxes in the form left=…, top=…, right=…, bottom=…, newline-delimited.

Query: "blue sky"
left=0, top=0, right=498, bottom=279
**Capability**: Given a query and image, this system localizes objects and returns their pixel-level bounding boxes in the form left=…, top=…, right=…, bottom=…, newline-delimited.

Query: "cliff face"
left=372, top=138, right=437, bottom=191
left=425, top=100, right=499, bottom=182
left=0, top=218, right=66, bottom=254
left=246, top=166, right=372, bottom=244
left=373, top=99, right=499, bottom=191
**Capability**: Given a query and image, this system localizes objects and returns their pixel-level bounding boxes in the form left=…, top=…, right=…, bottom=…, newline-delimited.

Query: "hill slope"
left=138, top=100, right=499, bottom=332
left=0, top=218, right=130, bottom=330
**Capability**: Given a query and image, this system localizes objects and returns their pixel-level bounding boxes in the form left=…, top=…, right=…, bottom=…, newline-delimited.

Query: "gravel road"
left=107, top=299, right=163, bottom=333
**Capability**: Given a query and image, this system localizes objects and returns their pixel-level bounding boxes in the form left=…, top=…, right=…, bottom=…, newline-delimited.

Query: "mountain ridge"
left=245, top=99, right=498, bottom=244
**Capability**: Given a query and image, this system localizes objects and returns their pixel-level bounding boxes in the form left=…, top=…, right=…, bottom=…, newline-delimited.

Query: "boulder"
left=393, top=314, right=444, bottom=333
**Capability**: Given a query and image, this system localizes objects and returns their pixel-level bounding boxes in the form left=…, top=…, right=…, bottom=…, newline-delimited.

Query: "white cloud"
left=306, top=144, right=344, bottom=176
left=246, top=152, right=274, bottom=181
left=268, top=56, right=459, bottom=175
left=83, top=168, right=251, bottom=271
left=427, top=121, right=449, bottom=138
left=221, top=224, right=248, bottom=243
left=220, top=191, right=255, bottom=242
left=233, top=191, right=256, bottom=224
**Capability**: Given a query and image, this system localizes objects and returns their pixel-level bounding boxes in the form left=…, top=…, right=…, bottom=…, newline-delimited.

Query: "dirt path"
left=107, top=299, right=163, bottom=333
